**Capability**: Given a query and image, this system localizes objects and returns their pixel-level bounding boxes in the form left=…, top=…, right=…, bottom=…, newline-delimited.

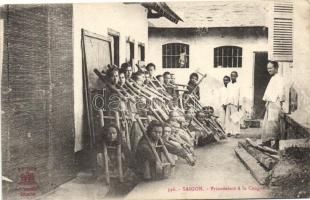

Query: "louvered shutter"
left=273, top=0, right=293, bottom=61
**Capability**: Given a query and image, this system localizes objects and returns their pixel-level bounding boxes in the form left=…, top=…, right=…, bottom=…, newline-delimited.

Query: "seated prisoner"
left=120, top=62, right=133, bottom=80
left=97, top=124, right=131, bottom=179
left=184, top=72, right=200, bottom=101
left=202, top=106, right=226, bottom=139
left=134, top=120, right=172, bottom=180
left=166, top=110, right=193, bottom=147
left=195, top=111, right=215, bottom=146
left=162, top=124, right=196, bottom=166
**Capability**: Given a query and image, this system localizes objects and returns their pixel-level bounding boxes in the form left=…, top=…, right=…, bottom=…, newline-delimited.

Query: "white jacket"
left=227, top=82, right=241, bottom=106
left=219, top=86, right=229, bottom=106
left=263, top=73, right=285, bottom=103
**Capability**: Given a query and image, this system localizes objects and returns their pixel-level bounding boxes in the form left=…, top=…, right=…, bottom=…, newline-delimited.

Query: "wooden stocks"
left=131, top=79, right=171, bottom=102
left=114, top=111, right=124, bottom=182
left=135, top=116, right=174, bottom=166
left=93, top=68, right=134, bottom=103
left=135, top=116, right=162, bottom=165
left=184, top=73, right=207, bottom=104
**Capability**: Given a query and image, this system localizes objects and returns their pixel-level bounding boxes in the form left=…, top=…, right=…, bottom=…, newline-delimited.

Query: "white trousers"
left=218, top=106, right=227, bottom=132
left=261, top=101, right=281, bottom=142
left=225, top=104, right=240, bottom=135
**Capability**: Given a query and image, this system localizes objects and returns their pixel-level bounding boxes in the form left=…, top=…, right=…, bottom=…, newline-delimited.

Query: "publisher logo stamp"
left=17, top=167, right=38, bottom=197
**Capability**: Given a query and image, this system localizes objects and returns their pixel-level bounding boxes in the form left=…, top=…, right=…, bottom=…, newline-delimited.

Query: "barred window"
left=214, top=46, right=242, bottom=68
left=162, top=43, right=189, bottom=68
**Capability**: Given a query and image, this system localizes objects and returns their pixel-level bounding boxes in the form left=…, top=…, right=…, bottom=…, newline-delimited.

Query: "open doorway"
left=253, top=52, right=269, bottom=119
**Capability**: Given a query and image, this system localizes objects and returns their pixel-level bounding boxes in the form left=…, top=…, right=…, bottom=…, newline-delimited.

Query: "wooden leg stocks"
left=114, top=111, right=124, bottom=183
left=103, top=143, right=110, bottom=185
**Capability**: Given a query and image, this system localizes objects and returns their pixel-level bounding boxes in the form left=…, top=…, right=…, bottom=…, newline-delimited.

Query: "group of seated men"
left=95, top=62, right=225, bottom=182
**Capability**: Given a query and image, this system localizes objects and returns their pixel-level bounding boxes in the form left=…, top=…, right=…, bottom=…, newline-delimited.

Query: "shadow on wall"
left=288, top=82, right=310, bottom=124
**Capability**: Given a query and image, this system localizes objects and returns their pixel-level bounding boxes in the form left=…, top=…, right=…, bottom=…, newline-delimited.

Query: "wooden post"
left=123, top=113, right=131, bottom=151
left=98, top=109, right=105, bottom=127
left=81, top=29, right=95, bottom=149
left=117, top=144, right=124, bottom=182
left=114, top=111, right=124, bottom=182
left=103, top=143, right=110, bottom=185
left=135, top=116, right=163, bottom=165
left=159, top=138, right=175, bottom=166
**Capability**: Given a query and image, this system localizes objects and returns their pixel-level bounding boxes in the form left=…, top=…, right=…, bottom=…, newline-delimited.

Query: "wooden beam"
left=238, top=141, right=278, bottom=170
left=234, top=147, right=270, bottom=185
left=246, top=138, right=279, bottom=155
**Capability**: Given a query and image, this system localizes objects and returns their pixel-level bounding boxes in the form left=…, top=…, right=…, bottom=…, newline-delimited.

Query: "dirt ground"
left=125, top=136, right=271, bottom=199
left=32, top=128, right=272, bottom=200
left=12, top=127, right=308, bottom=200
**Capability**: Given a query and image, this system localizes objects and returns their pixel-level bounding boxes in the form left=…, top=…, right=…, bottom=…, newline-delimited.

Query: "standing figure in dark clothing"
left=186, top=72, right=200, bottom=100
left=182, top=73, right=200, bottom=109
left=163, top=72, right=177, bottom=107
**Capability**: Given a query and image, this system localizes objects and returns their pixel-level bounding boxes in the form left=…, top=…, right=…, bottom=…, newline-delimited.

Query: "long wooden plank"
left=246, top=138, right=278, bottom=155
left=103, top=143, right=110, bottom=185
left=81, top=29, right=95, bottom=148
left=234, top=147, right=270, bottom=185
left=238, top=141, right=278, bottom=170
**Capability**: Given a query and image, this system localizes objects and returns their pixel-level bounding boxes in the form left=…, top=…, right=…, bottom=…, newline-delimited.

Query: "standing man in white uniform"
left=225, top=71, right=242, bottom=136
left=218, top=75, right=231, bottom=132
left=261, top=61, right=285, bottom=149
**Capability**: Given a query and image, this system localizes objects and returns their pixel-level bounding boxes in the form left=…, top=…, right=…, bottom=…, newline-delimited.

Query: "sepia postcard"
left=1, top=0, right=310, bottom=199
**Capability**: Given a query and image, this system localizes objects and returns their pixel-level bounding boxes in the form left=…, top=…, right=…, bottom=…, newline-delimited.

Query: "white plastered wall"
left=73, top=3, right=148, bottom=151
left=148, top=29, right=268, bottom=116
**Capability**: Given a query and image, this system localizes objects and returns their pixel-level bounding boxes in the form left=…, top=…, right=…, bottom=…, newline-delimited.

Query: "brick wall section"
left=3, top=5, right=51, bottom=194
left=1, top=6, right=10, bottom=172
left=46, top=4, right=76, bottom=188
left=1, top=4, right=75, bottom=195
